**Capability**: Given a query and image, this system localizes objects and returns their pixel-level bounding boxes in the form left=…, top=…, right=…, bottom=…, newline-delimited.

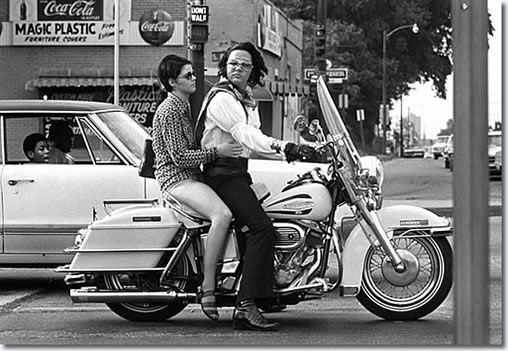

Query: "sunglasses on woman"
left=177, top=71, right=196, bottom=80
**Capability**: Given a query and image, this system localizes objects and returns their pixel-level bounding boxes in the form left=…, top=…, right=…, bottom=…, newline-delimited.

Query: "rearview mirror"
left=293, top=115, right=307, bottom=132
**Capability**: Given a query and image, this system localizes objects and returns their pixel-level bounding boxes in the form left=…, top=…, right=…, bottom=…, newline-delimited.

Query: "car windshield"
left=436, top=136, right=449, bottom=143
left=95, top=111, right=150, bottom=162
left=488, top=135, right=502, bottom=147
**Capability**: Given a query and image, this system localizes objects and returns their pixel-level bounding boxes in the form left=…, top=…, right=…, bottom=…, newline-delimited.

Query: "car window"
left=95, top=111, right=149, bottom=162
left=4, top=115, right=92, bottom=164
left=78, top=118, right=122, bottom=164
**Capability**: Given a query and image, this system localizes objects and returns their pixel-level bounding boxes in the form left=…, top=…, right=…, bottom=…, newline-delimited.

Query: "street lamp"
left=382, top=23, right=419, bottom=154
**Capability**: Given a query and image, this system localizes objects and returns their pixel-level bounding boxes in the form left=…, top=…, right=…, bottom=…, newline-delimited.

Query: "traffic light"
left=189, top=24, right=209, bottom=43
left=314, top=24, right=326, bottom=58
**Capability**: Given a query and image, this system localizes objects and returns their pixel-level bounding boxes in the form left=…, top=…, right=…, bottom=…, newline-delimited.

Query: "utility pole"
left=316, top=0, right=327, bottom=76
left=400, top=95, right=404, bottom=157
left=452, top=0, right=489, bottom=345
left=187, top=0, right=209, bottom=122
left=314, top=0, right=327, bottom=124
left=113, top=0, right=120, bottom=105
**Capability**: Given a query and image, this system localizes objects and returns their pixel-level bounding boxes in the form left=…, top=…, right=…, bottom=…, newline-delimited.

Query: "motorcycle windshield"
left=316, top=76, right=362, bottom=168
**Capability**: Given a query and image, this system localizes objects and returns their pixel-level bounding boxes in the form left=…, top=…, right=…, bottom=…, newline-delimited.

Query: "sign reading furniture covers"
left=3, top=0, right=184, bottom=46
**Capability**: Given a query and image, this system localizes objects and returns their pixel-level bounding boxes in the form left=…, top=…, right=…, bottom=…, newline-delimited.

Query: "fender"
left=339, top=205, right=453, bottom=296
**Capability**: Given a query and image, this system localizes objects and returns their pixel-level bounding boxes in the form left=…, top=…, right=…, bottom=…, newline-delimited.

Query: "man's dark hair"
left=23, top=133, right=46, bottom=158
left=218, top=42, right=268, bottom=88
left=48, top=120, right=73, bottom=153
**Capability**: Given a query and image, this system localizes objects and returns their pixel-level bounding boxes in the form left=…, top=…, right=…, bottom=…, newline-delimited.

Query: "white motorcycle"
left=56, top=77, right=453, bottom=322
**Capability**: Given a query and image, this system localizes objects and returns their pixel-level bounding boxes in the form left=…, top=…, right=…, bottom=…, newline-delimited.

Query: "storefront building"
left=0, top=0, right=308, bottom=140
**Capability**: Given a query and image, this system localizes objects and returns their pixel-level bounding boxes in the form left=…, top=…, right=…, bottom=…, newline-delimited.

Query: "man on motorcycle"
left=195, top=41, right=314, bottom=331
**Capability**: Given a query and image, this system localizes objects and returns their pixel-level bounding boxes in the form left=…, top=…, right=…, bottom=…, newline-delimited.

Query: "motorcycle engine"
left=273, top=221, right=322, bottom=288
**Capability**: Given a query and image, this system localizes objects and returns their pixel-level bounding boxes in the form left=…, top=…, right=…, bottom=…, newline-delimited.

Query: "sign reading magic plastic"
left=4, top=0, right=184, bottom=46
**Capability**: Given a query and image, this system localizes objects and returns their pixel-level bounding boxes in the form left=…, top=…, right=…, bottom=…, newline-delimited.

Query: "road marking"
left=0, top=289, right=42, bottom=308
left=13, top=306, right=110, bottom=313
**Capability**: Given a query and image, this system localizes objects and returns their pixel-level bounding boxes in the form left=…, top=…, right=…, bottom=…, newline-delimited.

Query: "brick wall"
left=0, top=0, right=188, bottom=100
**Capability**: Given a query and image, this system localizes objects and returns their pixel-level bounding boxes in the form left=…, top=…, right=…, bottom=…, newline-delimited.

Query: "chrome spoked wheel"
left=357, top=235, right=452, bottom=320
left=98, top=257, right=191, bottom=322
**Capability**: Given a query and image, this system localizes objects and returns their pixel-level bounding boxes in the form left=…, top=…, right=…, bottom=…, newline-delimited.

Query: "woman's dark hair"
left=157, top=54, right=191, bottom=104
left=218, top=42, right=268, bottom=88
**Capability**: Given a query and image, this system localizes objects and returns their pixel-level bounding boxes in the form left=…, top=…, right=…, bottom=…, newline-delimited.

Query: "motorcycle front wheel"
left=96, top=256, right=192, bottom=322
left=356, top=235, right=452, bottom=320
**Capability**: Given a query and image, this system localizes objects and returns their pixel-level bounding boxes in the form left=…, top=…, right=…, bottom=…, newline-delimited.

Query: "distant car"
left=488, top=130, right=502, bottom=174
left=431, top=135, right=451, bottom=160
left=0, top=99, right=325, bottom=267
left=443, top=135, right=453, bottom=168
left=447, top=131, right=501, bottom=173
left=403, top=146, right=425, bottom=158
left=494, top=149, right=502, bottom=173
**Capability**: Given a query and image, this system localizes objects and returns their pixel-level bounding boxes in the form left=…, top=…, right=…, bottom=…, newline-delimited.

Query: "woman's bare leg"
left=169, top=180, right=232, bottom=319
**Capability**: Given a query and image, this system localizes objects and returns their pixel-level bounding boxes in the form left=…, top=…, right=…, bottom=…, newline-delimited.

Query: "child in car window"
left=23, top=133, right=50, bottom=163
left=48, top=120, right=75, bottom=164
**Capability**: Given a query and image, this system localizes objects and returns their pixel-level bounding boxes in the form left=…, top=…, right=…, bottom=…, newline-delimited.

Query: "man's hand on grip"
left=284, top=143, right=316, bottom=163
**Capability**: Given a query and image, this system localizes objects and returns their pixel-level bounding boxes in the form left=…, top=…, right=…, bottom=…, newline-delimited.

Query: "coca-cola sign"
left=38, top=0, right=103, bottom=21
left=138, top=9, right=174, bottom=46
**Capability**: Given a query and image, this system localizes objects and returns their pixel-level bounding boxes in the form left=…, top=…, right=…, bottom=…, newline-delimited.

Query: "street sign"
left=190, top=5, right=209, bottom=23
left=304, top=68, right=316, bottom=80
left=356, top=109, right=365, bottom=121
left=338, top=94, right=349, bottom=109
left=327, top=68, right=348, bottom=84
left=304, top=67, right=348, bottom=84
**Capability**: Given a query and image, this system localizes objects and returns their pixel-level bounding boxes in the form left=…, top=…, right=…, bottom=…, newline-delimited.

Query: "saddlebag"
left=69, top=205, right=181, bottom=270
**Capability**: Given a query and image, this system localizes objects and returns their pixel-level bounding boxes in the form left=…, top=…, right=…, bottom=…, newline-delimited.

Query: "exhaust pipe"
left=274, top=278, right=328, bottom=296
left=64, top=274, right=87, bottom=286
left=70, top=288, right=197, bottom=304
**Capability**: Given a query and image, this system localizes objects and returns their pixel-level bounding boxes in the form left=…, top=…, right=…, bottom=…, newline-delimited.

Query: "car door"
left=0, top=114, right=146, bottom=264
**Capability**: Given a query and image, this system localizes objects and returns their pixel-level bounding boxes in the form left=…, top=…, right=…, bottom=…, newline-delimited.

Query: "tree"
left=438, top=118, right=454, bottom=135
left=272, top=0, right=493, bottom=149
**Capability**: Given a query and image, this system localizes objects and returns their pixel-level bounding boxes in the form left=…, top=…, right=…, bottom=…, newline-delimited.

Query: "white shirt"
left=200, top=90, right=286, bottom=160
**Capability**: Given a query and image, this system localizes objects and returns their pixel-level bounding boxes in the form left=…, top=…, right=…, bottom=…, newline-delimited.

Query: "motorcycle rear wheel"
left=96, top=257, right=191, bottom=322
left=356, top=235, right=452, bottom=320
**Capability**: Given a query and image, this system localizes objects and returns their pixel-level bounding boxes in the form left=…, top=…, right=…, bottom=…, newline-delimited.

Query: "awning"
left=25, top=76, right=158, bottom=91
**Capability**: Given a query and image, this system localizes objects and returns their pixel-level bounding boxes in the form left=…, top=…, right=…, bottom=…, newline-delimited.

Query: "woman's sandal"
left=199, top=290, right=219, bottom=321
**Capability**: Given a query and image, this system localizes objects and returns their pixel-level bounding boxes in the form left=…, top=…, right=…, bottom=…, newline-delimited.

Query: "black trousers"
left=204, top=172, right=275, bottom=304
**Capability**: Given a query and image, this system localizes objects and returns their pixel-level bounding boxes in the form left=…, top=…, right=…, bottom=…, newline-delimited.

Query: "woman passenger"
left=151, top=54, right=243, bottom=321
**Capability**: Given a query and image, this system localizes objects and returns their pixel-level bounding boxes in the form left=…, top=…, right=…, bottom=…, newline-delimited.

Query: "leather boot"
left=232, top=301, right=280, bottom=331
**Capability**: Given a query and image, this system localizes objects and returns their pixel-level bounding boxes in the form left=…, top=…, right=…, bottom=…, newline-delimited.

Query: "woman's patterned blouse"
left=152, top=92, right=218, bottom=193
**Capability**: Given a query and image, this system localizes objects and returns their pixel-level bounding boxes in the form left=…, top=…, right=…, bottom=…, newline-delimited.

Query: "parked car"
left=403, top=145, right=425, bottom=158
left=0, top=100, right=323, bottom=267
left=443, top=135, right=453, bottom=169
left=431, top=135, right=451, bottom=160
left=494, top=149, right=502, bottom=173
left=446, top=131, right=501, bottom=174
left=488, top=130, right=502, bottom=174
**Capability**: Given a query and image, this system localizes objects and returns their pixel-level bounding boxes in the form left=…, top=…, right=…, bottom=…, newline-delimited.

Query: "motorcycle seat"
left=164, top=182, right=271, bottom=228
